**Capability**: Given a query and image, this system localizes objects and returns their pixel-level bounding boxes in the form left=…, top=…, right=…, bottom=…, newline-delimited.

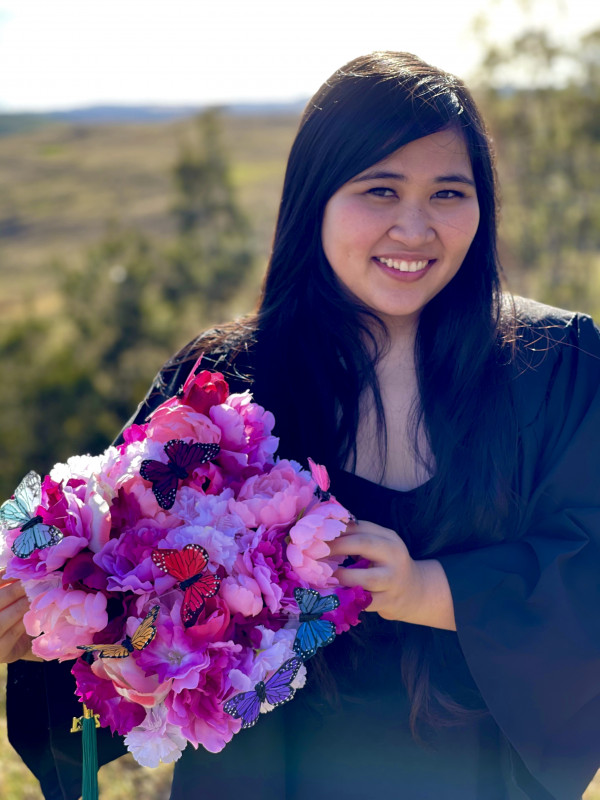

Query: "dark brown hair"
left=202, top=52, right=517, bottom=732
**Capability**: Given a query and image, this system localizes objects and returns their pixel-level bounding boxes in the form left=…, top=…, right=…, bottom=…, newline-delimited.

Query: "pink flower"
left=0, top=370, right=368, bottom=767
left=138, top=601, right=233, bottom=692
left=220, top=574, right=264, bottom=616
left=100, top=652, right=172, bottom=707
left=286, top=502, right=350, bottom=588
left=229, top=460, right=313, bottom=529
left=165, top=641, right=242, bottom=752
left=145, top=404, right=222, bottom=446
left=5, top=532, right=88, bottom=581
left=209, top=392, right=278, bottom=478
left=125, top=705, right=187, bottom=767
left=24, top=579, right=108, bottom=660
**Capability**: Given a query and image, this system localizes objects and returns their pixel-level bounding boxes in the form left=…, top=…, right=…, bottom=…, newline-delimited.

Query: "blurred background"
left=0, top=0, right=599, bottom=796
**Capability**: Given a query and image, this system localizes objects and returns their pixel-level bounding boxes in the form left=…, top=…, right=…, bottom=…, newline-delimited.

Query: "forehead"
left=356, top=128, right=473, bottom=180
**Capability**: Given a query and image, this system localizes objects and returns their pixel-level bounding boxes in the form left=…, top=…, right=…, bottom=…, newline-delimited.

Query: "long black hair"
left=199, top=52, right=518, bottom=731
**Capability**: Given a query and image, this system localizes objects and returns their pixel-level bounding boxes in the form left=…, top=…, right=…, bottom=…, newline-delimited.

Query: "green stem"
left=81, top=705, right=99, bottom=800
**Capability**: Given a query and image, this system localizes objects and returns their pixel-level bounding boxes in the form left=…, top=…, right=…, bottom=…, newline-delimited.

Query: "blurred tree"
left=472, top=24, right=600, bottom=311
left=168, top=110, right=254, bottom=316
left=0, top=110, right=256, bottom=497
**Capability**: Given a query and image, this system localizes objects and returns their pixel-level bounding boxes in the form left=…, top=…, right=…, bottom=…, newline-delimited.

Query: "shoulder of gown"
left=439, top=298, right=600, bottom=798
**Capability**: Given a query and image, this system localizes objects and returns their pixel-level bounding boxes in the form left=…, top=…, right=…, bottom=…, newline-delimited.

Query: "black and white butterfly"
left=0, top=471, right=63, bottom=559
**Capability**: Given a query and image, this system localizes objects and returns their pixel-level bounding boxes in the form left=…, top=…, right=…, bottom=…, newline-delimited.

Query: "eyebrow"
left=351, top=170, right=476, bottom=188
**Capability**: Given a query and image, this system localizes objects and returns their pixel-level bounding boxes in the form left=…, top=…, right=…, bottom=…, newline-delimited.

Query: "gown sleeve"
left=438, top=311, right=600, bottom=799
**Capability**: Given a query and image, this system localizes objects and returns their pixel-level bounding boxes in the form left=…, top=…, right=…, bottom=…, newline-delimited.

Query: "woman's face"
left=321, top=128, right=480, bottom=331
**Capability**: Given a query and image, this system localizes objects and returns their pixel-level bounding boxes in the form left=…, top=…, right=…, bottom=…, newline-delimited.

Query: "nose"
left=388, top=205, right=435, bottom=246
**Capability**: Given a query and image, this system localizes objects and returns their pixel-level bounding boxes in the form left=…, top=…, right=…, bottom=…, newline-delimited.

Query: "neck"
left=367, top=313, right=418, bottom=371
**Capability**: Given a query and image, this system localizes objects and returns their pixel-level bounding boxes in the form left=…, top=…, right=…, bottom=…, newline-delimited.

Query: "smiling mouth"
left=374, top=257, right=431, bottom=273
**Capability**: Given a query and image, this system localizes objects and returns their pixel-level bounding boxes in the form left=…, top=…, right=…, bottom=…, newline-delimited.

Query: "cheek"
left=443, top=207, right=480, bottom=255
left=322, top=202, right=376, bottom=264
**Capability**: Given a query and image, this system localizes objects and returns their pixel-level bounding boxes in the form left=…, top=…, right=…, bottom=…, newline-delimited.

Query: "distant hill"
left=0, top=99, right=308, bottom=135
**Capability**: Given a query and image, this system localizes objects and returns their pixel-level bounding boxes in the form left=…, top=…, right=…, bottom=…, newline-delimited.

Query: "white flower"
left=124, top=705, right=187, bottom=768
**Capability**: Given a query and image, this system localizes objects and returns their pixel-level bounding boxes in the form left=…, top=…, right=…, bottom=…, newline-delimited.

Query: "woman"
left=4, top=51, right=600, bottom=800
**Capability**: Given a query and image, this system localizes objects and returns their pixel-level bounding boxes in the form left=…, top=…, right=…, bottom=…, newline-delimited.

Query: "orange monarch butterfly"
left=77, top=605, right=159, bottom=659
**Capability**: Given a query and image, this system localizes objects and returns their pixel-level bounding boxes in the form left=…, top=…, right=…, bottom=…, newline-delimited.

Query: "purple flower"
left=94, top=524, right=167, bottom=595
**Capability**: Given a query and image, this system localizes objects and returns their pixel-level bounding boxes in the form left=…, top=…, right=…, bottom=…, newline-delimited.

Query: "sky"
left=0, top=0, right=598, bottom=112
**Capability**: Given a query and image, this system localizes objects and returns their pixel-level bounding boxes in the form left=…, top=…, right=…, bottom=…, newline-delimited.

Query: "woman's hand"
left=0, top=572, right=42, bottom=662
left=328, top=520, right=456, bottom=631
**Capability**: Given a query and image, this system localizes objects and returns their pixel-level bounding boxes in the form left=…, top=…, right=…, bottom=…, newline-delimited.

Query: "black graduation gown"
left=7, top=298, right=600, bottom=799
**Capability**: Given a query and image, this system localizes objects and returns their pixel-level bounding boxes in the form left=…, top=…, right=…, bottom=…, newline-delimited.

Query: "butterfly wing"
left=294, top=587, right=340, bottom=616
left=223, top=689, right=262, bottom=729
left=182, top=573, right=221, bottom=627
left=307, top=458, right=331, bottom=494
left=164, top=439, right=220, bottom=472
left=0, top=471, right=42, bottom=529
left=293, top=618, right=337, bottom=660
left=130, top=605, right=160, bottom=651
left=140, top=459, right=179, bottom=509
left=263, top=658, right=303, bottom=706
left=77, top=643, right=130, bottom=659
left=152, top=545, right=218, bottom=627
left=152, top=543, right=210, bottom=581
left=76, top=606, right=159, bottom=660
left=11, top=522, right=63, bottom=559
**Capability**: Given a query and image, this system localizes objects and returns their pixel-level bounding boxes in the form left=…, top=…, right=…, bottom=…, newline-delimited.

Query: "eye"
left=366, top=187, right=396, bottom=198
left=433, top=189, right=465, bottom=199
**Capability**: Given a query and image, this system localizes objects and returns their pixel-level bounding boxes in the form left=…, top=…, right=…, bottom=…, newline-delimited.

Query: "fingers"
left=0, top=593, right=29, bottom=638
left=0, top=579, right=33, bottom=662
left=328, top=522, right=407, bottom=562
left=14, top=632, right=43, bottom=662
left=0, top=577, right=27, bottom=610
left=0, top=568, right=18, bottom=587
left=334, top=564, right=388, bottom=590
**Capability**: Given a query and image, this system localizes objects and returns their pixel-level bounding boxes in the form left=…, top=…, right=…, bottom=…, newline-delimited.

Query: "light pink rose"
left=99, top=654, right=172, bottom=707
left=24, top=580, right=108, bottom=660
left=146, top=404, right=222, bottom=446
left=220, top=574, right=264, bottom=616
left=286, top=502, right=350, bottom=588
left=229, top=460, right=313, bottom=529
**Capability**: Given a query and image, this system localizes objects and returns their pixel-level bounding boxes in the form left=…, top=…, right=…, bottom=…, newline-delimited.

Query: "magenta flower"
left=72, top=658, right=146, bottom=736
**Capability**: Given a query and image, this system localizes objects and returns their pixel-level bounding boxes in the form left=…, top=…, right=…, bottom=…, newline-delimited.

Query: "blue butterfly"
left=292, top=587, right=340, bottom=661
left=0, top=471, right=63, bottom=559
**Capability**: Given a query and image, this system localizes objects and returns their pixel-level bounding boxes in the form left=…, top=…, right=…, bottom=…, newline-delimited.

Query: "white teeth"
left=378, top=257, right=429, bottom=272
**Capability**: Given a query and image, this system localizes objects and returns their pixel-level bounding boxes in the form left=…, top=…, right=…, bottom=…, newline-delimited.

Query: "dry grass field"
left=0, top=111, right=299, bottom=324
